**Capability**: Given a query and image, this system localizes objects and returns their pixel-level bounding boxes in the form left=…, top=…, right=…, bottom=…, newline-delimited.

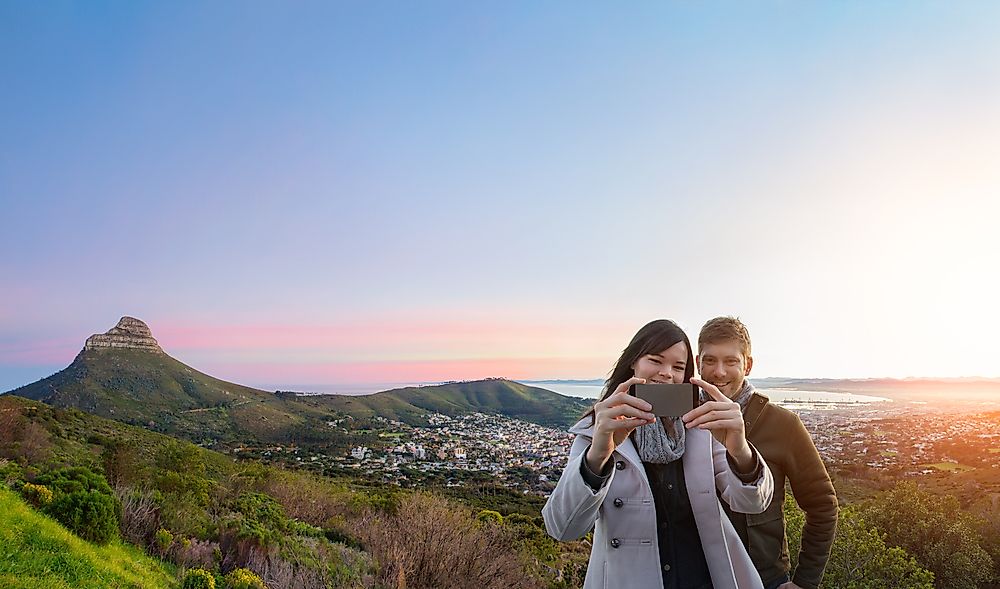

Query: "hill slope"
left=0, top=486, right=178, bottom=589
left=6, top=317, right=592, bottom=449
left=315, top=379, right=591, bottom=428
left=8, top=346, right=339, bottom=446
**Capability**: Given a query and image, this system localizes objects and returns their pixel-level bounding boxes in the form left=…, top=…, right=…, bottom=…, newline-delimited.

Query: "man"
left=697, top=317, right=838, bottom=589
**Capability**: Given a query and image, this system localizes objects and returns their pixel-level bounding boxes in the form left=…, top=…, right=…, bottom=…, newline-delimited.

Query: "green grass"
left=0, top=487, right=177, bottom=589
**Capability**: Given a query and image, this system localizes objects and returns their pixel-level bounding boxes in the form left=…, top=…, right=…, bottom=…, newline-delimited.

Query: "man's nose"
left=713, top=365, right=727, bottom=378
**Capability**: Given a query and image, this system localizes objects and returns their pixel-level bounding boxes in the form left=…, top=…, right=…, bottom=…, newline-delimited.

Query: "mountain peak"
left=83, top=316, right=163, bottom=353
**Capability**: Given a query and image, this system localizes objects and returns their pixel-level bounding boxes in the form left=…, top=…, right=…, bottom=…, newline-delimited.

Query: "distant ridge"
left=6, top=317, right=592, bottom=448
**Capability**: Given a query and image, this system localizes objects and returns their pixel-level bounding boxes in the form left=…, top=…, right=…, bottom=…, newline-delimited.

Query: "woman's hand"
left=682, top=377, right=754, bottom=471
left=586, top=377, right=656, bottom=473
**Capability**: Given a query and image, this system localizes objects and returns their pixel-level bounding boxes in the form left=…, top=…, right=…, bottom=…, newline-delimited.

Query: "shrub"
left=476, top=509, right=503, bottom=526
left=116, top=485, right=161, bottom=546
left=35, top=466, right=114, bottom=497
left=224, top=567, right=267, bottom=589
left=858, top=482, right=992, bottom=589
left=0, top=458, right=24, bottom=489
left=101, top=440, right=140, bottom=487
left=355, top=492, right=536, bottom=589
left=21, top=482, right=53, bottom=507
left=175, top=537, right=220, bottom=569
left=182, top=567, right=217, bottom=589
left=785, top=494, right=934, bottom=589
left=226, top=492, right=288, bottom=546
left=155, top=441, right=212, bottom=505
left=48, top=489, right=121, bottom=544
left=263, top=470, right=349, bottom=526
left=155, top=528, right=174, bottom=554
left=35, top=466, right=121, bottom=544
left=347, top=489, right=399, bottom=515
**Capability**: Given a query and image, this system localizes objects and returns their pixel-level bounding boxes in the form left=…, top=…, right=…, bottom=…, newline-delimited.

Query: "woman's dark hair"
left=583, top=319, right=695, bottom=425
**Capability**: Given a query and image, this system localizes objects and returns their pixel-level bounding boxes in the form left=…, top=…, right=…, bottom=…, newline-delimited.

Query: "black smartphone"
left=630, top=383, right=699, bottom=417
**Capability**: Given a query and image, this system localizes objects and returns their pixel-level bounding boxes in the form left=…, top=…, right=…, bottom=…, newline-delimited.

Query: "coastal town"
left=232, top=399, right=1000, bottom=499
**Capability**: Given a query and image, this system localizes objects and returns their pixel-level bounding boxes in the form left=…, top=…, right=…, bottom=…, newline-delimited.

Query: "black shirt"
left=643, top=459, right=714, bottom=589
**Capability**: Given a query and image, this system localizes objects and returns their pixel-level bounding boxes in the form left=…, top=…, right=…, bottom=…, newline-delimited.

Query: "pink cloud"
left=199, top=356, right=608, bottom=387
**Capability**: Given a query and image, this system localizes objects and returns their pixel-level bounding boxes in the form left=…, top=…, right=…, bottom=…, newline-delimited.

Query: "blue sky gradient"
left=3, top=2, right=1000, bottom=390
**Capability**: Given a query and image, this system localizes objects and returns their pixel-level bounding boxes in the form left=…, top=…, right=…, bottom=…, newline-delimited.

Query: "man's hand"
left=682, top=377, right=753, bottom=470
left=777, top=582, right=804, bottom=589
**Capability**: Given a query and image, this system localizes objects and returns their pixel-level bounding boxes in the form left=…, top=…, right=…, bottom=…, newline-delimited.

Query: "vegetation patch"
left=0, top=487, right=177, bottom=589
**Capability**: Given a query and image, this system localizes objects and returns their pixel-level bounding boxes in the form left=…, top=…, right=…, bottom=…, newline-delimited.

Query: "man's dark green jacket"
left=735, top=392, right=839, bottom=589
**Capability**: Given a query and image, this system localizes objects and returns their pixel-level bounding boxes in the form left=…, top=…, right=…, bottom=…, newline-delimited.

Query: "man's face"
left=697, top=339, right=753, bottom=399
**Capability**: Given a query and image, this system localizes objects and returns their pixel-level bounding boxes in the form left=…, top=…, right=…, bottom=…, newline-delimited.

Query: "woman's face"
left=630, top=341, right=688, bottom=384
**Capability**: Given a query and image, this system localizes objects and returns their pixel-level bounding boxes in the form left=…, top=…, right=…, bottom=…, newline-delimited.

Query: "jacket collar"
left=743, top=391, right=771, bottom=434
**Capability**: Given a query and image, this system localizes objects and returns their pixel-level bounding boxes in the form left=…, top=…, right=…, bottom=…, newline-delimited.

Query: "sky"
left=3, top=2, right=1000, bottom=392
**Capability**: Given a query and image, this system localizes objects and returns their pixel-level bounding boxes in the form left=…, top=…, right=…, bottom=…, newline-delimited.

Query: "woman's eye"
left=649, top=358, right=661, bottom=364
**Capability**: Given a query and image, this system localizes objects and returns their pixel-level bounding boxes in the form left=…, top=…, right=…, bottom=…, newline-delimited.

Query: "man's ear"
left=744, top=355, right=753, bottom=376
left=695, top=355, right=703, bottom=373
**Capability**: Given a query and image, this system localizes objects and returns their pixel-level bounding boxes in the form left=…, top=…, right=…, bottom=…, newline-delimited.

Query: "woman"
left=542, top=319, right=773, bottom=589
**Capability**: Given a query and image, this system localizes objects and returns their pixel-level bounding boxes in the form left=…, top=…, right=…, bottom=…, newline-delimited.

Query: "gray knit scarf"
left=633, top=379, right=755, bottom=464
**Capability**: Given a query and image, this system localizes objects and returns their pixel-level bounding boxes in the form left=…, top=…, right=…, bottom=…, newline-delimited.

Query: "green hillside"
left=314, top=379, right=591, bottom=428
left=0, top=394, right=576, bottom=589
left=8, top=348, right=341, bottom=447
left=0, top=486, right=177, bottom=589
left=8, top=345, right=590, bottom=451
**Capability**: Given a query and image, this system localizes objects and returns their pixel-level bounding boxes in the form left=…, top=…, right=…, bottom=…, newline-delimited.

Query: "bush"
left=355, top=492, right=535, bottom=589
left=263, top=470, right=349, bottom=526
left=224, top=567, right=267, bottom=589
left=227, top=492, right=288, bottom=546
left=21, top=482, right=53, bottom=507
left=476, top=509, right=503, bottom=526
left=35, top=466, right=121, bottom=544
left=858, top=482, right=992, bottom=589
left=48, top=489, right=121, bottom=544
left=0, top=458, right=24, bottom=489
left=35, top=466, right=114, bottom=497
left=785, top=494, right=934, bottom=588
left=155, top=528, right=174, bottom=554
left=101, top=440, right=140, bottom=487
left=182, top=567, right=217, bottom=589
left=116, top=485, right=161, bottom=546
left=347, top=489, right=399, bottom=515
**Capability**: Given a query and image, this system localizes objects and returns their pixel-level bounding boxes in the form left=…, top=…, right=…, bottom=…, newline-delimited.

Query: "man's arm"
left=786, top=415, right=839, bottom=589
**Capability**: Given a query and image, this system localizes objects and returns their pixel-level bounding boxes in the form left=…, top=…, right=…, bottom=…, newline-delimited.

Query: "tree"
left=858, top=482, right=993, bottom=589
left=785, top=494, right=934, bottom=588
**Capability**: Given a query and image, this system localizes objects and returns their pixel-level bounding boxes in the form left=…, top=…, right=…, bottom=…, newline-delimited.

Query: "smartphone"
left=630, top=383, right=699, bottom=417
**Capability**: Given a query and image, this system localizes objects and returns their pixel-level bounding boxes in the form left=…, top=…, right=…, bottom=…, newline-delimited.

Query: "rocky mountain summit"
left=83, top=316, right=163, bottom=353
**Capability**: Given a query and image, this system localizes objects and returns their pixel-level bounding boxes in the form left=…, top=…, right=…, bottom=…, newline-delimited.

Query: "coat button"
left=666, top=483, right=674, bottom=490
left=613, top=497, right=623, bottom=508
left=663, top=564, right=671, bottom=572
left=615, top=460, right=626, bottom=470
left=610, top=538, right=621, bottom=549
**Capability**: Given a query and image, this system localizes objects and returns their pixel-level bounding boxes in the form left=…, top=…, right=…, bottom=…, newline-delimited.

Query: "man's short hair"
left=698, top=316, right=752, bottom=359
